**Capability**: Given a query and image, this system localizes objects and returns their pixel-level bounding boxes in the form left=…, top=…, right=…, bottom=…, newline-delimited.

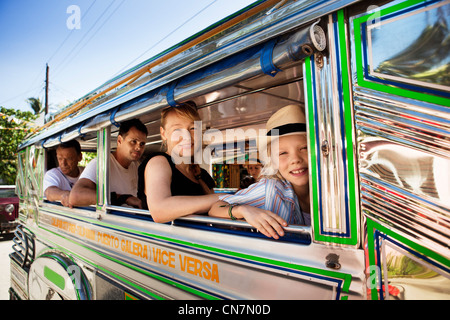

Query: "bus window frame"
left=101, top=120, right=312, bottom=245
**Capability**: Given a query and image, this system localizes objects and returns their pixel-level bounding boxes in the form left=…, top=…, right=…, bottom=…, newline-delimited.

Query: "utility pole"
left=45, top=64, right=49, bottom=119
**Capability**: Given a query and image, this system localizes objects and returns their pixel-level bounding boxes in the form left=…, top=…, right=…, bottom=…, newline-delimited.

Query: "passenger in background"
left=245, top=159, right=263, bottom=181
left=209, top=105, right=310, bottom=239
left=43, top=140, right=83, bottom=207
left=138, top=102, right=219, bottom=223
left=239, top=175, right=256, bottom=190
left=70, top=119, right=147, bottom=208
left=239, top=158, right=262, bottom=190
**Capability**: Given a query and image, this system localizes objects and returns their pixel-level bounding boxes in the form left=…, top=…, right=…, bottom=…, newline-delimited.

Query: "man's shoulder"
left=44, top=167, right=62, bottom=178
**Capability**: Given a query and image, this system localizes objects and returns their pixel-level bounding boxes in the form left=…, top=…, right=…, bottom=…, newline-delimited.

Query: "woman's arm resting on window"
left=145, top=156, right=219, bottom=223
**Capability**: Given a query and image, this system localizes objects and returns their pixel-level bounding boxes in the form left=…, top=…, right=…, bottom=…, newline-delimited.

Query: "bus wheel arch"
left=28, top=251, right=92, bottom=300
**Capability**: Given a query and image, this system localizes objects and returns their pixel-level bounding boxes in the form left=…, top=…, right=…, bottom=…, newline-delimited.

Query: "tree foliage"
left=27, top=97, right=43, bottom=115
left=0, top=106, right=36, bottom=185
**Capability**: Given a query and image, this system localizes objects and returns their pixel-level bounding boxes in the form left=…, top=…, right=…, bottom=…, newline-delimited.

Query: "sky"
left=0, top=0, right=256, bottom=113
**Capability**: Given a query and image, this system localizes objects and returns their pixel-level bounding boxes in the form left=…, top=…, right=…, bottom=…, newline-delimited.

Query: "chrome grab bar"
left=106, top=205, right=310, bottom=235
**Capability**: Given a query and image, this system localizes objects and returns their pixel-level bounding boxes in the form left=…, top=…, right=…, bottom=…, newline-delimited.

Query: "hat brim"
left=266, top=123, right=306, bottom=137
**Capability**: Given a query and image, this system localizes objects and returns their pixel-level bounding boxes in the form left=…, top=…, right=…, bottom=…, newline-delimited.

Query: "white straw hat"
left=266, top=104, right=306, bottom=137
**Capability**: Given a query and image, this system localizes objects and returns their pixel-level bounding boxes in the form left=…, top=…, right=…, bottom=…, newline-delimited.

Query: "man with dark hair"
left=118, top=118, right=148, bottom=137
left=44, top=140, right=83, bottom=207
left=70, top=119, right=148, bottom=208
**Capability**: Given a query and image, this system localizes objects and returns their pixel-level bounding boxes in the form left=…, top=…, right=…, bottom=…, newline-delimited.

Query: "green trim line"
left=352, top=0, right=450, bottom=107
left=38, top=224, right=216, bottom=300
left=96, top=129, right=104, bottom=210
left=366, top=217, right=450, bottom=300
left=366, top=218, right=378, bottom=300
left=304, top=56, right=321, bottom=243
left=37, top=209, right=354, bottom=299
left=44, top=266, right=66, bottom=291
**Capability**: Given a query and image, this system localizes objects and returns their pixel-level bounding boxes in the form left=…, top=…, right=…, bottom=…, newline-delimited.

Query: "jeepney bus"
left=9, top=0, right=449, bottom=300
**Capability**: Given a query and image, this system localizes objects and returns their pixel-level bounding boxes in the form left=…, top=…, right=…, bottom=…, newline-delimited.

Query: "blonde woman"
left=208, top=105, right=310, bottom=239
left=138, top=103, right=219, bottom=223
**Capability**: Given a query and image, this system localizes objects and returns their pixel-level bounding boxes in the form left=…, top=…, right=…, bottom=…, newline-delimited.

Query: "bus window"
left=107, top=48, right=311, bottom=244
left=42, top=139, right=95, bottom=207
left=173, top=73, right=310, bottom=243
left=105, top=119, right=148, bottom=210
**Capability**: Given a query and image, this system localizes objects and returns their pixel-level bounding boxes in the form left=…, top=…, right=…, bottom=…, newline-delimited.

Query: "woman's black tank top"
left=137, top=152, right=215, bottom=210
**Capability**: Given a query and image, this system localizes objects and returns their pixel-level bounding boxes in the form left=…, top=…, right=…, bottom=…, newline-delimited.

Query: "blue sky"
left=0, top=0, right=256, bottom=113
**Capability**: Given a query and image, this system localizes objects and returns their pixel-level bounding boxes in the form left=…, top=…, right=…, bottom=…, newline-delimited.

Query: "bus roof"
left=20, top=0, right=359, bottom=150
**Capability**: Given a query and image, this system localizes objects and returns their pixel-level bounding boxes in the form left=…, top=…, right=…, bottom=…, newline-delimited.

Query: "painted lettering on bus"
left=121, top=239, right=149, bottom=260
left=49, top=216, right=220, bottom=283
left=179, top=254, right=219, bottom=283
left=50, top=217, right=96, bottom=241
left=97, top=231, right=120, bottom=249
left=152, top=247, right=175, bottom=268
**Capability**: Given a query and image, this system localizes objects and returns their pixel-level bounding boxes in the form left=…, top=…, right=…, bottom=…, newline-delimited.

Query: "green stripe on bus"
left=44, top=266, right=66, bottom=291
left=304, top=56, right=322, bottom=244
left=38, top=214, right=353, bottom=299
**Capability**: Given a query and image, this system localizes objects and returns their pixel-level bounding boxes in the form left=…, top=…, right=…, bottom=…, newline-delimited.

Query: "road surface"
left=0, top=233, right=13, bottom=300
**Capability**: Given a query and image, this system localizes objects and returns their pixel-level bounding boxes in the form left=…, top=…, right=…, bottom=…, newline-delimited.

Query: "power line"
left=0, top=85, right=43, bottom=106
left=44, top=0, right=220, bottom=110
left=63, top=0, right=126, bottom=73
left=50, top=81, right=77, bottom=97
left=17, top=2, right=98, bottom=106
left=47, top=0, right=98, bottom=65
left=53, top=0, right=120, bottom=77
left=113, top=0, right=219, bottom=78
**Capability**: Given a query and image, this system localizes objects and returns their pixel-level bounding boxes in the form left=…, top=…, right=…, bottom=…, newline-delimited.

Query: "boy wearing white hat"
left=208, top=104, right=311, bottom=239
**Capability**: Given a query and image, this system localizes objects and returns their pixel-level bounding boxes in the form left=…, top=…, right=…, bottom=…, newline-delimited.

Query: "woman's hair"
left=160, top=101, right=200, bottom=129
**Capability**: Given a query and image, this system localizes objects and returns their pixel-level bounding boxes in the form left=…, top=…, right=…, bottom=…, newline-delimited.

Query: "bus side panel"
left=349, top=0, right=450, bottom=299
left=29, top=208, right=366, bottom=300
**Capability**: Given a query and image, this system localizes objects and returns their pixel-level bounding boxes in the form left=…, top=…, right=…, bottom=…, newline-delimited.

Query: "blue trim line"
left=310, top=56, right=325, bottom=237
left=374, top=229, right=384, bottom=300
left=333, top=12, right=351, bottom=238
